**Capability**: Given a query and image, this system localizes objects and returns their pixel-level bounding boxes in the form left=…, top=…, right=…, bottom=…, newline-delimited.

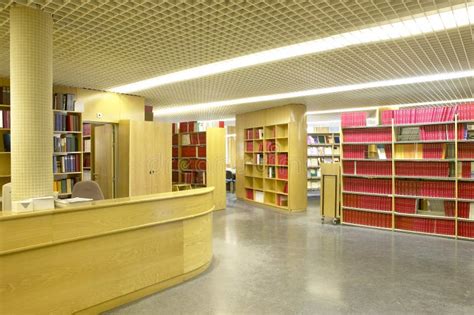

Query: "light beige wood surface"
left=236, top=104, right=307, bottom=212
left=94, top=124, right=114, bottom=199
left=206, top=127, right=226, bottom=210
left=118, top=120, right=172, bottom=197
left=320, top=163, right=341, bottom=219
left=0, top=187, right=214, bottom=314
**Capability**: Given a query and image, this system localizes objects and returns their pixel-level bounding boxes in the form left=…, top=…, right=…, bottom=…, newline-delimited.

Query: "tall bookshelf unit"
left=0, top=83, right=11, bottom=207
left=340, top=103, right=474, bottom=241
left=52, top=93, right=83, bottom=198
left=236, top=104, right=307, bottom=212
left=82, top=122, right=92, bottom=181
left=307, top=131, right=340, bottom=196
left=172, top=121, right=226, bottom=210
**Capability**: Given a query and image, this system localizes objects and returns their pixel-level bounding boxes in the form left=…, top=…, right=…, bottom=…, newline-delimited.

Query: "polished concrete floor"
left=108, top=195, right=474, bottom=314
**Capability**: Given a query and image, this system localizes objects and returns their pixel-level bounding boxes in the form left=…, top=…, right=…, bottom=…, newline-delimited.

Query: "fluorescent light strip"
left=306, top=98, right=474, bottom=115
left=153, top=70, right=474, bottom=116
left=110, top=4, right=474, bottom=94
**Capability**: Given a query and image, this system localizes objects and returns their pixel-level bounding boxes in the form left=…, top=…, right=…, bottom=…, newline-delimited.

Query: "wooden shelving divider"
left=82, top=122, right=92, bottom=181
left=307, top=131, right=340, bottom=196
left=340, top=103, right=474, bottom=240
left=236, top=104, right=307, bottom=212
left=52, top=89, right=83, bottom=198
left=172, top=121, right=226, bottom=210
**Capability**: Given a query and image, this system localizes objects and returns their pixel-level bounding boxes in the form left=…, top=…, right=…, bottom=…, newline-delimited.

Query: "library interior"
left=0, top=1, right=473, bottom=314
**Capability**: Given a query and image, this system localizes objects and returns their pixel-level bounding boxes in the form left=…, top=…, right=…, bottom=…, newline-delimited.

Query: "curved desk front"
left=0, top=187, right=214, bottom=314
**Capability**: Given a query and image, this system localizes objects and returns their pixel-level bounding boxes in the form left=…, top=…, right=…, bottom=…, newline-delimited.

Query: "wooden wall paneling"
left=154, top=122, right=172, bottom=193
left=206, top=127, right=226, bottom=210
left=117, top=120, right=130, bottom=197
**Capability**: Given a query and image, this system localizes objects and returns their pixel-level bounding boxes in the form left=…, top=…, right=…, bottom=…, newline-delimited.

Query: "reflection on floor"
left=108, top=194, right=474, bottom=314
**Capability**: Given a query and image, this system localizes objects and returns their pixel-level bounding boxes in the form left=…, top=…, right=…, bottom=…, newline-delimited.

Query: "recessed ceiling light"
left=153, top=70, right=474, bottom=116
left=109, top=4, right=474, bottom=94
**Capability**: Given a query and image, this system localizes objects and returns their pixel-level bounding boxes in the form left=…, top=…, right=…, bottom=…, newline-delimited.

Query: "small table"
left=172, top=184, right=193, bottom=192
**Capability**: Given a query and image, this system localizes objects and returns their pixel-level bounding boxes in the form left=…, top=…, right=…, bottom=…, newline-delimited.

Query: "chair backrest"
left=72, top=181, right=105, bottom=200
left=226, top=170, right=233, bottom=180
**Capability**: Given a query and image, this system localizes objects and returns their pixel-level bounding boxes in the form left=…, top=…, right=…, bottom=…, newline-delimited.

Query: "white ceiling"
left=0, top=0, right=472, bottom=120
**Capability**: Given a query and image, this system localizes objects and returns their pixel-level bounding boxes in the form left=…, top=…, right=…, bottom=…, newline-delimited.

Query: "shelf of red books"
left=343, top=191, right=392, bottom=198
left=458, top=221, right=474, bottom=239
left=342, top=206, right=391, bottom=214
left=343, top=177, right=392, bottom=195
left=342, top=209, right=392, bottom=229
left=276, top=166, right=288, bottom=180
left=342, top=159, right=392, bottom=176
left=343, top=193, right=392, bottom=211
left=265, top=139, right=276, bottom=152
left=343, top=174, right=392, bottom=179
left=394, top=215, right=455, bottom=237
left=245, top=188, right=254, bottom=200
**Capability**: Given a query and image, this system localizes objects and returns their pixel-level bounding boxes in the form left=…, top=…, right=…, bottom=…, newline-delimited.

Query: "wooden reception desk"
left=0, top=187, right=214, bottom=314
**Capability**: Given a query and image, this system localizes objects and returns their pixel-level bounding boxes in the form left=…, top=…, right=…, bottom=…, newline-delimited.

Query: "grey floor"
left=108, top=195, right=474, bottom=314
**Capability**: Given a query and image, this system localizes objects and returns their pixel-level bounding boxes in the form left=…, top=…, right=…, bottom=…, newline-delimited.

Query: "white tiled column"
left=10, top=5, right=53, bottom=201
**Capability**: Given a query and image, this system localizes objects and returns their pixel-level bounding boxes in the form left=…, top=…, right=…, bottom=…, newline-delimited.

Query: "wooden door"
left=93, top=124, right=114, bottom=199
left=129, top=121, right=148, bottom=196
left=152, top=123, right=172, bottom=193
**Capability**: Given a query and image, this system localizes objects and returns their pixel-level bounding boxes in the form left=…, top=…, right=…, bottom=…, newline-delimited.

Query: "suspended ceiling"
left=0, top=0, right=472, bottom=120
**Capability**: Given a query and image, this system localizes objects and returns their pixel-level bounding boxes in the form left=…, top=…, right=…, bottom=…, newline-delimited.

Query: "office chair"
left=72, top=181, right=105, bottom=200
left=226, top=170, right=235, bottom=193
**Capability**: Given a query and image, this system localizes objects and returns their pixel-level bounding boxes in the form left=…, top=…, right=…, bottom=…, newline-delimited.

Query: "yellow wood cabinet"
left=118, top=120, right=172, bottom=197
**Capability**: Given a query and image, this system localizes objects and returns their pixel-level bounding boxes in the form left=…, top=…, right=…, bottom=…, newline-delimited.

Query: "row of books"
left=245, top=128, right=265, bottom=140
left=181, top=171, right=206, bottom=185
left=308, top=146, right=340, bottom=156
left=395, top=197, right=417, bottom=213
left=394, top=143, right=452, bottom=159
left=395, top=162, right=451, bottom=177
left=343, top=194, right=391, bottom=211
left=342, top=144, right=392, bottom=159
left=459, top=162, right=474, bottom=178
left=458, top=143, right=474, bottom=158
left=307, top=168, right=320, bottom=179
left=54, top=112, right=81, bottom=132
left=341, top=112, right=367, bottom=127
left=388, top=106, right=457, bottom=125
left=308, top=157, right=332, bottom=167
left=180, top=159, right=206, bottom=171
left=181, top=133, right=206, bottom=145
left=276, top=195, right=288, bottom=207
left=395, top=217, right=455, bottom=235
left=445, top=201, right=474, bottom=219
left=458, top=222, right=474, bottom=238
left=53, top=93, right=76, bottom=111
left=84, top=138, right=91, bottom=153
left=53, top=154, right=81, bottom=173
left=255, top=153, right=264, bottom=165
left=342, top=128, right=392, bottom=142
left=53, top=177, right=78, bottom=194
left=181, top=146, right=206, bottom=158
left=456, top=104, right=474, bottom=121
left=343, top=209, right=392, bottom=228
left=458, top=182, right=474, bottom=199
left=278, top=167, right=288, bottom=180
left=307, top=181, right=321, bottom=190
left=83, top=154, right=91, bottom=168
left=2, top=133, right=10, bottom=152
left=83, top=123, right=91, bottom=137
left=418, top=124, right=463, bottom=141
left=343, top=178, right=392, bottom=195
left=343, top=160, right=392, bottom=176
left=459, top=123, right=474, bottom=140
left=266, top=153, right=288, bottom=165
left=395, top=180, right=455, bottom=198
left=53, top=134, right=79, bottom=152
left=307, top=135, right=340, bottom=144
left=0, top=109, right=10, bottom=128
left=0, top=86, right=10, bottom=105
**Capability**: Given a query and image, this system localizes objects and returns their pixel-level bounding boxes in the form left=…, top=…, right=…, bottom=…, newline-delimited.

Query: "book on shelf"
left=458, top=182, right=474, bottom=200
left=0, top=109, right=11, bottom=128
left=54, top=112, right=81, bottom=132
left=0, top=86, right=11, bottom=105
left=343, top=160, right=392, bottom=176
left=395, top=216, right=455, bottom=235
left=53, top=134, right=80, bottom=152
left=458, top=221, right=474, bottom=238
left=246, top=189, right=254, bottom=200
left=343, top=127, right=391, bottom=142
left=254, top=128, right=264, bottom=140
left=343, top=194, right=391, bottom=211
left=343, top=177, right=392, bottom=195
left=53, top=154, right=81, bottom=173
left=307, top=181, right=321, bottom=190
left=267, top=166, right=276, bottom=178
left=83, top=123, right=91, bottom=137
left=278, top=167, right=288, bottom=180
left=343, top=144, right=392, bottom=159
left=255, top=153, right=264, bottom=165
left=255, top=191, right=264, bottom=203
left=278, top=153, right=288, bottom=165
left=307, top=168, right=320, bottom=178
left=53, top=177, right=79, bottom=194
left=395, top=161, right=452, bottom=177
left=376, top=145, right=387, bottom=159
left=2, top=133, right=10, bottom=152
left=395, top=180, right=455, bottom=198
left=277, top=195, right=288, bottom=207
left=246, top=129, right=254, bottom=140
left=343, top=209, right=391, bottom=228
left=53, top=93, right=76, bottom=111
left=341, top=112, right=367, bottom=128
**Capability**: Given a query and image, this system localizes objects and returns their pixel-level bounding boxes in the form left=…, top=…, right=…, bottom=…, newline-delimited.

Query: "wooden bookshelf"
left=236, top=104, right=307, bottom=212
left=307, top=131, right=340, bottom=197
left=171, top=121, right=226, bottom=210
left=340, top=103, right=474, bottom=240
left=82, top=122, right=92, bottom=181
